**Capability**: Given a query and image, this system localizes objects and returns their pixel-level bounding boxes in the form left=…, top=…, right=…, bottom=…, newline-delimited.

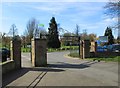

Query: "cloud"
left=103, top=17, right=118, bottom=23
left=101, top=16, right=118, bottom=29
left=2, top=17, right=17, bottom=20
left=33, top=4, right=65, bottom=15
left=78, top=23, right=99, bottom=30
left=5, top=2, right=105, bottom=17
left=2, top=0, right=109, bottom=2
left=31, top=2, right=74, bottom=15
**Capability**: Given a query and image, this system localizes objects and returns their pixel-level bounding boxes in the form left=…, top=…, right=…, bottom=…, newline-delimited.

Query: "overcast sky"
left=1, top=0, right=117, bottom=38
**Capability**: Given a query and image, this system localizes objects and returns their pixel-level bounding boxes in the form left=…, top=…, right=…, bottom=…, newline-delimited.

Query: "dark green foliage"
left=47, top=17, right=61, bottom=48
left=12, top=35, right=21, bottom=41
left=117, top=36, right=120, bottom=43
left=104, top=27, right=114, bottom=45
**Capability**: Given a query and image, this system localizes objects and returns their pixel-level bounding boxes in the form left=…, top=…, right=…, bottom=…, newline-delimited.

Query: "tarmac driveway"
left=2, top=51, right=119, bottom=87
left=38, top=51, right=118, bottom=86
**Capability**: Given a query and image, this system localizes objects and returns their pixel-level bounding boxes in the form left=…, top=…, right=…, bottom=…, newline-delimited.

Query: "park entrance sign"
left=99, top=36, right=108, bottom=43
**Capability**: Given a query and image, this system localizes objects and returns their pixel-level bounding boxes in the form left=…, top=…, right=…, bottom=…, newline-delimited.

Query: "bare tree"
left=88, top=33, right=97, bottom=42
left=21, top=35, right=26, bottom=48
left=9, top=24, right=18, bottom=37
left=2, top=33, right=11, bottom=48
left=104, top=0, right=120, bottom=18
left=104, top=0, right=120, bottom=37
left=1, top=33, right=6, bottom=38
left=39, top=30, right=47, bottom=38
left=26, top=18, right=39, bottom=43
left=81, top=29, right=89, bottom=40
left=74, top=24, right=80, bottom=37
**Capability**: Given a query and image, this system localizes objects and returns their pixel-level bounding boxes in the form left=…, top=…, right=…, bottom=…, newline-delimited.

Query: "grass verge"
left=21, top=47, right=30, bottom=52
left=69, top=52, right=120, bottom=62
left=21, top=46, right=78, bottom=53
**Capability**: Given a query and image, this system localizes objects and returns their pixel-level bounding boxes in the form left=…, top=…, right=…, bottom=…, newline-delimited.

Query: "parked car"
left=112, top=44, right=120, bottom=52
left=107, top=44, right=120, bottom=52
left=97, top=46, right=107, bottom=52
left=107, top=45, right=113, bottom=51
left=0, top=48, right=10, bottom=62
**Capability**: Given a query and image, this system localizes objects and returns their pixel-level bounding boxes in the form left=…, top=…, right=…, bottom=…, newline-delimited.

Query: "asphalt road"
left=21, top=51, right=118, bottom=86
left=3, top=51, right=119, bottom=87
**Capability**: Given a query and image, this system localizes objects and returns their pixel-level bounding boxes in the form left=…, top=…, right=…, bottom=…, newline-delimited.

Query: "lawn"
left=21, top=46, right=79, bottom=53
left=90, top=56, right=120, bottom=62
left=69, top=52, right=120, bottom=62
left=21, top=47, right=31, bottom=52
left=47, top=46, right=79, bottom=52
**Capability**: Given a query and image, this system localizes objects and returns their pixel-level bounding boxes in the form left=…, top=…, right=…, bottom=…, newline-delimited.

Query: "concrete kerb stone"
left=64, top=54, right=79, bottom=60
left=64, top=54, right=102, bottom=62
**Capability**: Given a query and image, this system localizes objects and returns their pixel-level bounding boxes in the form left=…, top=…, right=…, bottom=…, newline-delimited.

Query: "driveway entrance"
left=3, top=51, right=118, bottom=87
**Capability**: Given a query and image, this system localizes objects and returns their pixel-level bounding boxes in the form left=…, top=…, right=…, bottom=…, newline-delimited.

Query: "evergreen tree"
left=47, top=17, right=61, bottom=48
left=117, top=36, right=120, bottom=44
left=104, top=27, right=114, bottom=45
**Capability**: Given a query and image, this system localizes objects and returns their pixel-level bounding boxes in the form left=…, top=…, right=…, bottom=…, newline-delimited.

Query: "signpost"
left=99, top=36, right=108, bottom=43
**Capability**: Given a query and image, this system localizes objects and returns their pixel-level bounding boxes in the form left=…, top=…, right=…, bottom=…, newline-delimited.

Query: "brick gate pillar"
left=80, top=40, right=83, bottom=59
left=91, top=42, right=97, bottom=52
left=83, top=40, right=91, bottom=58
left=10, top=37, right=21, bottom=69
left=80, top=40, right=91, bottom=59
left=31, top=38, right=47, bottom=67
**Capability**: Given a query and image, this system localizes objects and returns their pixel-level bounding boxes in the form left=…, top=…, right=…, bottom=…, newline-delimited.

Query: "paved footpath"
left=2, top=51, right=118, bottom=87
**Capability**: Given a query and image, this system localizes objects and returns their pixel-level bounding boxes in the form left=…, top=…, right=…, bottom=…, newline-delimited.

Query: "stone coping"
left=1, top=60, right=15, bottom=74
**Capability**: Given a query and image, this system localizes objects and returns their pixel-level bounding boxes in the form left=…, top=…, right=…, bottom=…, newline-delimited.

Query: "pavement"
left=2, top=51, right=119, bottom=87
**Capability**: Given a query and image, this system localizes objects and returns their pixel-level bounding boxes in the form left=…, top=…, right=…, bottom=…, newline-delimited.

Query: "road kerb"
left=64, top=54, right=80, bottom=60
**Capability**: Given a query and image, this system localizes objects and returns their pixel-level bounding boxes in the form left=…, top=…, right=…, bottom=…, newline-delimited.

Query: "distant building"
left=60, top=36, right=79, bottom=46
